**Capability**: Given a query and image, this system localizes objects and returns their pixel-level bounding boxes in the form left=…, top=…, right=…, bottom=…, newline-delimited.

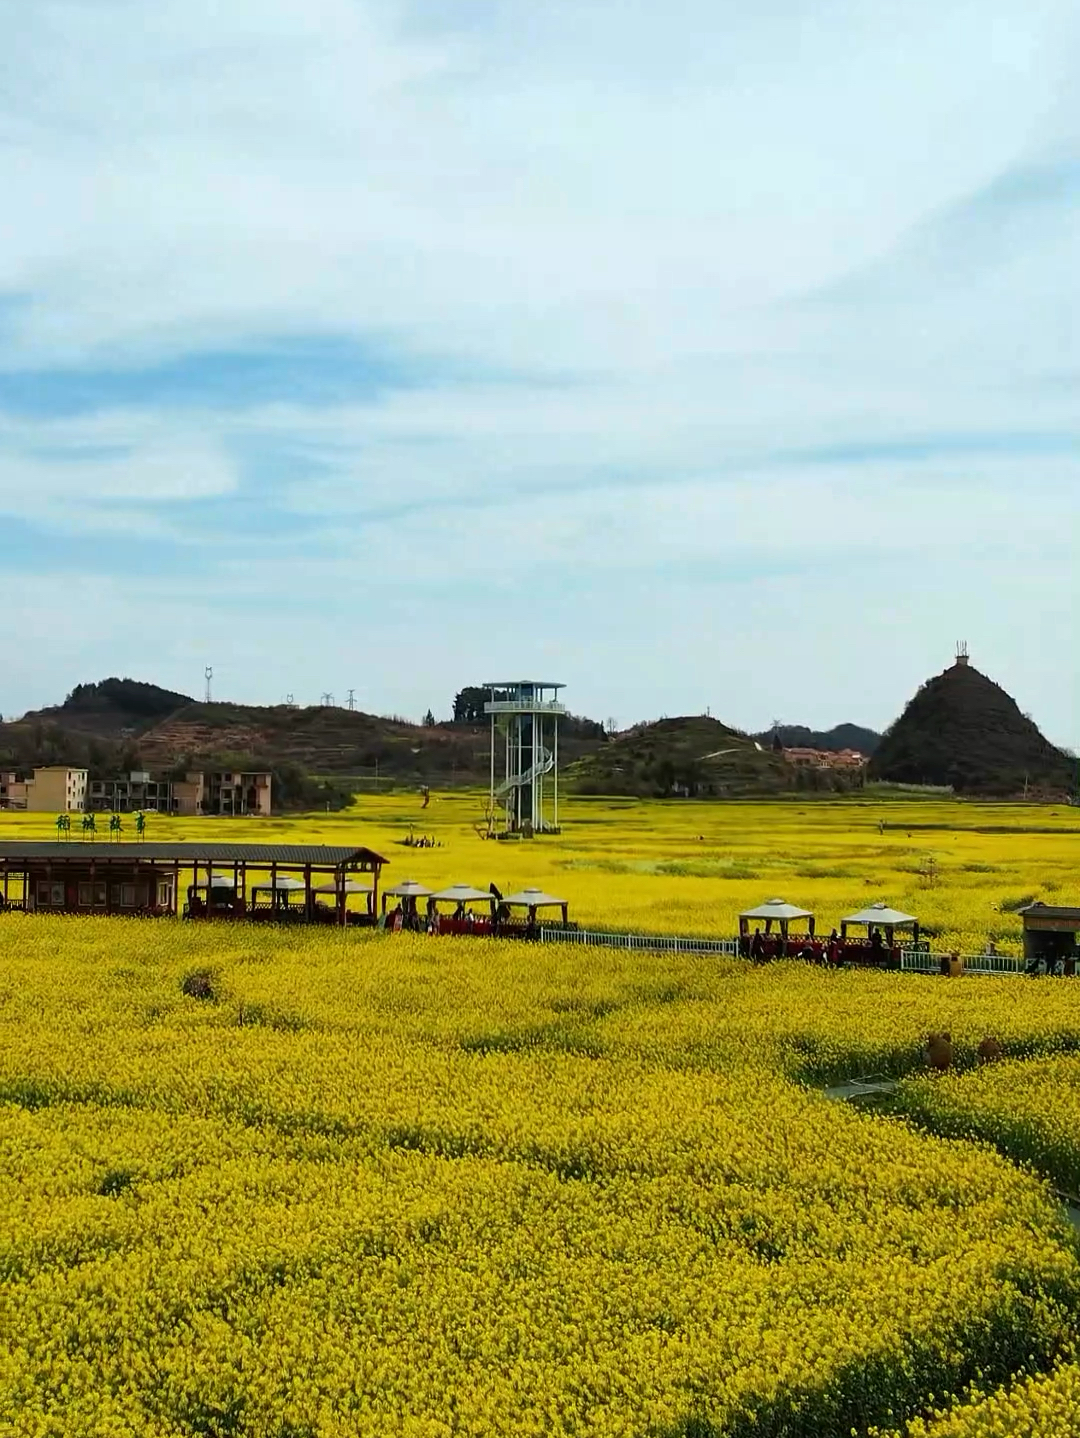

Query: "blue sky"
left=1, top=0, right=1078, bottom=741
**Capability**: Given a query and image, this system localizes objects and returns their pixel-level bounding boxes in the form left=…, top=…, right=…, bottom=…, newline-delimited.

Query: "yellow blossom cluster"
left=2, top=917, right=1080, bottom=1434
left=896, top=1055, right=1080, bottom=1196
left=879, top=1360, right=1080, bottom=1437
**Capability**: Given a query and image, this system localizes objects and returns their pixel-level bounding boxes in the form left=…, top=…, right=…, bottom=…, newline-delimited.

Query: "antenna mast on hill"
left=204, top=666, right=213, bottom=703
left=956, top=641, right=969, bottom=667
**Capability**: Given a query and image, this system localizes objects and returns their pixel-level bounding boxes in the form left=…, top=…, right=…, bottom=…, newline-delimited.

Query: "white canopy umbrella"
left=251, top=876, right=307, bottom=892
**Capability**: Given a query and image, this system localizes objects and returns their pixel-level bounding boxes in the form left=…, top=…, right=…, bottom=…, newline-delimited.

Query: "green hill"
left=869, top=660, right=1074, bottom=797
left=567, top=715, right=849, bottom=797
left=754, top=722, right=881, bottom=755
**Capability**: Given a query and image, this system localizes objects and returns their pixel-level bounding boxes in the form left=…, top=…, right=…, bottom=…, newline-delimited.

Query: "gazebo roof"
left=739, top=898, right=813, bottom=921
left=251, top=876, right=307, bottom=892
left=313, top=879, right=373, bottom=895
left=843, top=903, right=917, bottom=928
left=502, top=887, right=566, bottom=908
left=431, top=884, right=494, bottom=903
left=384, top=879, right=434, bottom=898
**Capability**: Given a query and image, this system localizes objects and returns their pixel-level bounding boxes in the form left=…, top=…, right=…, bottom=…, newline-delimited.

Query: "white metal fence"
left=900, top=948, right=1025, bottom=976
left=539, top=926, right=739, bottom=957
left=537, top=929, right=1027, bottom=973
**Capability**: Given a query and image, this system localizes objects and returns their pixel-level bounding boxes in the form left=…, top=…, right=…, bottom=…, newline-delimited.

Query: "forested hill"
left=869, top=660, right=1074, bottom=797
left=567, top=716, right=860, bottom=797
left=0, top=678, right=604, bottom=785
left=754, top=722, right=881, bottom=754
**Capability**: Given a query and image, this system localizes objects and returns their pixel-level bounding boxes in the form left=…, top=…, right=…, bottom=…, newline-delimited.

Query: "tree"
left=423, top=709, right=436, bottom=727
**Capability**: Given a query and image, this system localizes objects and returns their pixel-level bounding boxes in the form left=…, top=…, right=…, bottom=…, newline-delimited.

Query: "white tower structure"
left=485, top=680, right=566, bottom=835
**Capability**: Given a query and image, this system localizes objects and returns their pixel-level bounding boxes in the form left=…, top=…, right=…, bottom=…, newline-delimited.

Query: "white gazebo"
left=738, top=898, right=815, bottom=942
left=250, top=874, right=307, bottom=914
left=313, top=878, right=374, bottom=917
left=381, top=879, right=434, bottom=918
left=841, top=902, right=919, bottom=950
left=501, top=887, right=569, bottom=926
left=429, top=884, right=496, bottom=915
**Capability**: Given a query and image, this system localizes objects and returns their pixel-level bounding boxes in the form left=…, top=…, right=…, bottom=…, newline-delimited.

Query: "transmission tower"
left=204, top=666, right=213, bottom=703
left=347, top=689, right=356, bottom=711
left=320, top=692, right=334, bottom=708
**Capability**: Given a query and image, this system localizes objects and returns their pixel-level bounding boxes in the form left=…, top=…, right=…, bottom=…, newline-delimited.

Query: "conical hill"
left=869, top=659, right=1074, bottom=796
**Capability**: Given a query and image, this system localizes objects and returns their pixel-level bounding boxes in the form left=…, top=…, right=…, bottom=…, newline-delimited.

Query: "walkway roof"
left=0, top=842, right=387, bottom=867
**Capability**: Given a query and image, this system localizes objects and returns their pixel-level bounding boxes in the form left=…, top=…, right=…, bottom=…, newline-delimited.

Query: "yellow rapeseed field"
left=3, top=793, right=1080, bottom=1435
left=6, top=788, right=1079, bottom=950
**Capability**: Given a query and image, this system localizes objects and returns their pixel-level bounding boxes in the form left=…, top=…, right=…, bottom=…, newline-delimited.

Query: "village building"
left=782, top=746, right=868, bottom=771
left=1, top=766, right=88, bottom=812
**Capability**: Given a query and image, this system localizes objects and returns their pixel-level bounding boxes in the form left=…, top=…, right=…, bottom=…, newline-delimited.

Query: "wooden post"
left=337, top=867, right=346, bottom=928
left=270, top=861, right=278, bottom=918
left=372, top=863, right=380, bottom=918
left=304, top=863, right=313, bottom=923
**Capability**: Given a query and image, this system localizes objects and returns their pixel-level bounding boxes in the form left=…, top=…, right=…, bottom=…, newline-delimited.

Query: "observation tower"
left=484, top=681, right=565, bottom=836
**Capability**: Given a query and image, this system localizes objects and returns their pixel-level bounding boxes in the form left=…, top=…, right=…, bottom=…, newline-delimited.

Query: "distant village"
left=0, top=766, right=272, bottom=817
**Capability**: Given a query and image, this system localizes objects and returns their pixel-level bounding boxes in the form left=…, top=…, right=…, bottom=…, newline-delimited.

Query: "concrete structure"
left=87, top=769, right=273, bottom=816
left=11, top=767, right=89, bottom=813
left=0, top=772, right=27, bottom=810
left=172, top=770, right=272, bottom=817
left=88, top=772, right=176, bottom=813
left=485, top=681, right=565, bottom=836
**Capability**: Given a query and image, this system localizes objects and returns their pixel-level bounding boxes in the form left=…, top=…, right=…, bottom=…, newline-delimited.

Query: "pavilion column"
left=337, top=868, right=346, bottom=928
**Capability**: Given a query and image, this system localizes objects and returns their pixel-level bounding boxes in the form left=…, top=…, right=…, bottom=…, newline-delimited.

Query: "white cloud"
left=0, top=0, right=1078, bottom=738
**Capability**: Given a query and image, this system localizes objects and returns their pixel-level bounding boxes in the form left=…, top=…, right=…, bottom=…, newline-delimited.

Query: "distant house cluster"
left=782, top=747, right=868, bottom=771
left=0, top=766, right=272, bottom=816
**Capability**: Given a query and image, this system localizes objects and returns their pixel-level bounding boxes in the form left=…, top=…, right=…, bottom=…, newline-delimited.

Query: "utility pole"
left=204, top=666, right=213, bottom=703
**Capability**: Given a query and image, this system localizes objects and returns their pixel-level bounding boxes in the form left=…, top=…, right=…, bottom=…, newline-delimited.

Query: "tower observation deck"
left=484, top=681, right=565, bottom=836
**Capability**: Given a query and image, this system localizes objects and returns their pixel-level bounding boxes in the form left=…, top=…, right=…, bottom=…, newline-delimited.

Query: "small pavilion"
left=840, top=902, right=918, bottom=966
left=1018, top=902, right=1080, bottom=968
left=381, top=879, right=433, bottom=926
left=313, top=878, right=374, bottom=919
left=500, top=888, right=569, bottom=928
left=431, top=880, right=497, bottom=926
left=739, top=898, right=814, bottom=956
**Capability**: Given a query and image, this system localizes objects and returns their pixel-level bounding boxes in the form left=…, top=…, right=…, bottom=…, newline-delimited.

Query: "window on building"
left=78, top=883, right=93, bottom=907
left=95, top=883, right=107, bottom=907
left=120, top=884, right=136, bottom=908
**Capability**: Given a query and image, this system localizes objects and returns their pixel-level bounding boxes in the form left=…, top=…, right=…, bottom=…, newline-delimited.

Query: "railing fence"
left=538, top=928, right=1027, bottom=973
left=539, top=926, right=739, bottom=957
